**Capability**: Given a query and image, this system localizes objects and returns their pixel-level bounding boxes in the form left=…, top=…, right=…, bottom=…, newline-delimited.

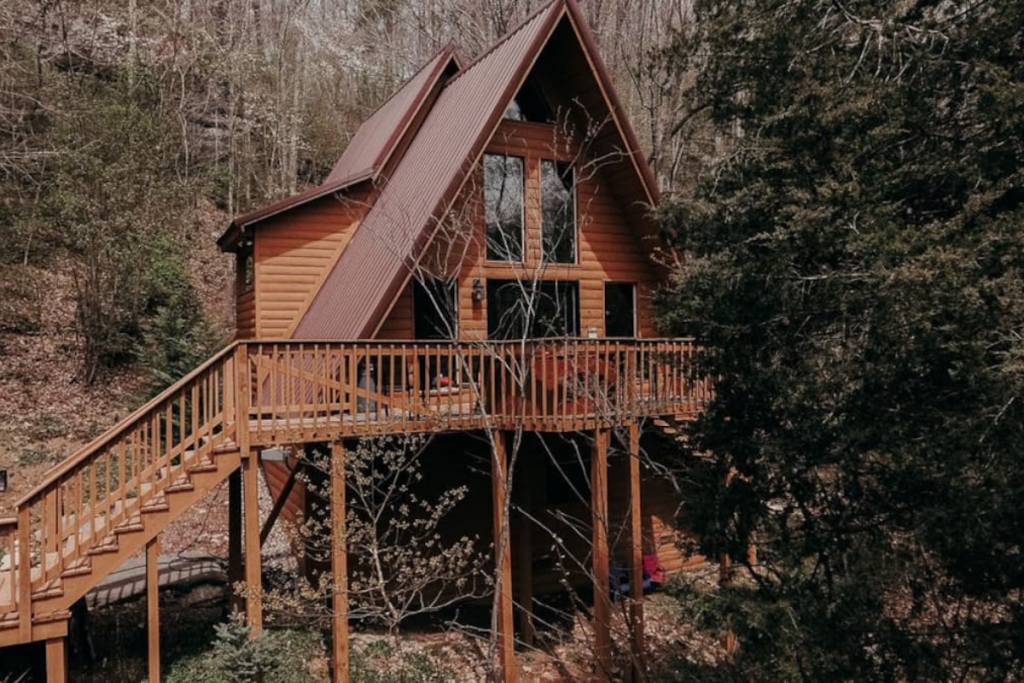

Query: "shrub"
left=163, top=614, right=325, bottom=683
left=350, top=640, right=456, bottom=683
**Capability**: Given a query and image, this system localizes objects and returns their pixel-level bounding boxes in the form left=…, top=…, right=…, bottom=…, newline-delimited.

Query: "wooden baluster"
left=18, top=505, right=31, bottom=639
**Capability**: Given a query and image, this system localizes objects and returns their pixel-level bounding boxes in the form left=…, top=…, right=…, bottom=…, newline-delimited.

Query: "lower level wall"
left=259, top=430, right=703, bottom=597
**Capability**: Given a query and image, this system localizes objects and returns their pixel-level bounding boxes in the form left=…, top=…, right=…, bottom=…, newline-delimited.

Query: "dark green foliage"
left=162, top=614, right=325, bottom=683
left=139, top=237, right=224, bottom=395
left=659, top=0, right=1024, bottom=679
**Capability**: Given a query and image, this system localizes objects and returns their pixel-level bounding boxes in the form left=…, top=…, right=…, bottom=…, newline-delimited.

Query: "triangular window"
left=505, top=75, right=554, bottom=123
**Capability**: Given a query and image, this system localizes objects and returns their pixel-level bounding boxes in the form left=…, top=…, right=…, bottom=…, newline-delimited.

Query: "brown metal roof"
left=217, top=44, right=460, bottom=251
left=324, top=44, right=461, bottom=187
left=293, top=0, right=566, bottom=339
left=291, top=0, right=662, bottom=340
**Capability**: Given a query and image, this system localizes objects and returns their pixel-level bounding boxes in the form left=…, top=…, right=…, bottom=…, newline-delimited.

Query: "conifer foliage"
left=659, top=1, right=1024, bottom=678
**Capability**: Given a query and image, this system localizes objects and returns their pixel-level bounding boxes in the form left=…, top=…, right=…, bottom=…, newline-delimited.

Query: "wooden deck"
left=0, top=338, right=705, bottom=662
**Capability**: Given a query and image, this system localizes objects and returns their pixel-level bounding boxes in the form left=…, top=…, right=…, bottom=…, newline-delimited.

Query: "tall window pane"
left=541, top=160, right=576, bottom=263
left=484, top=154, right=524, bottom=261
left=604, top=282, right=636, bottom=337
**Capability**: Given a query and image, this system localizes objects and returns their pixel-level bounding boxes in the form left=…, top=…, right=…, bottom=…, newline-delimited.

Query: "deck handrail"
left=15, top=342, right=240, bottom=508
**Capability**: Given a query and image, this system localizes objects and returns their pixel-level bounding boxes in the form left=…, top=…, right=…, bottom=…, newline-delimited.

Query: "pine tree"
left=659, top=1, right=1024, bottom=679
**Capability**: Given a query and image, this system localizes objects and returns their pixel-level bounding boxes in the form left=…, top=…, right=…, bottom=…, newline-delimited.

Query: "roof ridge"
left=356, top=41, right=459, bottom=124
left=443, top=0, right=564, bottom=87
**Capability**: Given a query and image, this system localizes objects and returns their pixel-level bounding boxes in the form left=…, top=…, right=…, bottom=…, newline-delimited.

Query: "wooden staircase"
left=0, top=343, right=244, bottom=647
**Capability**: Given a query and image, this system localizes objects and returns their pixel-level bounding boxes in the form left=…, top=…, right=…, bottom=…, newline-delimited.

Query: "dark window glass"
left=484, top=154, right=524, bottom=261
left=541, top=160, right=576, bottom=263
left=414, top=278, right=458, bottom=340
left=486, top=279, right=579, bottom=340
left=504, top=77, right=554, bottom=122
left=604, top=282, right=636, bottom=338
left=237, top=247, right=254, bottom=293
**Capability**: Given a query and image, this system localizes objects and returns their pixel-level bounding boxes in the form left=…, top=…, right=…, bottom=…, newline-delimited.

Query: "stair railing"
left=9, top=342, right=240, bottom=628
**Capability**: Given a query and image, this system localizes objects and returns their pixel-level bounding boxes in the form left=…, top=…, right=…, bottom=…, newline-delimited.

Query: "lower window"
left=604, top=282, right=636, bottom=337
left=486, top=279, right=580, bottom=340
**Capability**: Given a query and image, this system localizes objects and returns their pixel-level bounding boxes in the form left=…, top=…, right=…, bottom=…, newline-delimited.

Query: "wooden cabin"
left=0, top=2, right=706, bottom=681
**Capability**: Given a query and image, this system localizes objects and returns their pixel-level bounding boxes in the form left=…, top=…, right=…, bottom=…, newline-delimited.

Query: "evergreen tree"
left=658, top=1, right=1024, bottom=679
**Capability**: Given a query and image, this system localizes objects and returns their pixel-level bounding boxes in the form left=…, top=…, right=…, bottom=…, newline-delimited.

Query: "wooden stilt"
left=627, top=423, right=645, bottom=681
left=515, top=451, right=535, bottom=648
left=147, top=535, right=161, bottom=683
left=330, top=442, right=349, bottom=683
left=491, top=431, right=516, bottom=682
left=228, top=468, right=243, bottom=613
left=45, top=637, right=67, bottom=683
left=243, top=450, right=262, bottom=634
left=591, top=429, right=611, bottom=681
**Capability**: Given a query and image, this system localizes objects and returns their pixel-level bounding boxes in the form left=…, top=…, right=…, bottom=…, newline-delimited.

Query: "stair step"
left=60, top=558, right=93, bottom=579
left=166, top=480, right=196, bottom=494
left=187, top=461, right=218, bottom=474
left=140, top=496, right=169, bottom=514
left=33, top=609, right=72, bottom=625
left=0, top=613, right=18, bottom=630
left=32, top=578, right=64, bottom=601
left=113, top=518, right=145, bottom=535
left=89, top=540, right=120, bottom=556
left=653, top=419, right=671, bottom=428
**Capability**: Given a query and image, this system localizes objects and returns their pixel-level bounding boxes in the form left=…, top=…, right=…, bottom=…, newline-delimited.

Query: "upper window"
left=484, top=154, right=525, bottom=262
left=414, top=278, right=458, bottom=340
left=504, top=77, right=554, bottom=123
left=541, top=160, right=576, bottom=263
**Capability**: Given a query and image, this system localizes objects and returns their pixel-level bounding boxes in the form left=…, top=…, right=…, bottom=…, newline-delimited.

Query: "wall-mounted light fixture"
left=472, top=279, right=485, bottom=302
left=0, top=469, right=8, bottom=493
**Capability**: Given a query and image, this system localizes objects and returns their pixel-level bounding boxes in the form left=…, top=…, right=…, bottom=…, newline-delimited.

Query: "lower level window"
left=486, top=279, right=580, bottom=340
left=604, top=282, right=636, bottom=337
left=414, top=278, right=458, bottom=339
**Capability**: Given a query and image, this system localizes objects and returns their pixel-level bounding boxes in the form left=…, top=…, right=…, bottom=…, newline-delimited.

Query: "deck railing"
left=240, top=338, right=706, bottom=444
left=0, top=337, right=705, bottom=631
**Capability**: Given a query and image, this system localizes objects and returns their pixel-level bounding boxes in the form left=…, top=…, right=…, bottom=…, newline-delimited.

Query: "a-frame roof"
left=293, top=0, right=659, bottom=339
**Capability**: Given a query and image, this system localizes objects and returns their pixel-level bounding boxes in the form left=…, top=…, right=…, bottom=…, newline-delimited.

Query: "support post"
left=627, top=424, right=645, bottom=681
left=147, top=535, right=161, bottom=683
left=228, top=468, right=243, bottom=613
left=592, top=429, right=611, bottom=681
left=45, top=637, right=67, bottom=683
left=515, top=451, right=535, bottom=648
left=330, top=442, right=349, bottom=683
left=243, top=450, right=262, bottom=634
left=491, top=431, right=516, bottom=682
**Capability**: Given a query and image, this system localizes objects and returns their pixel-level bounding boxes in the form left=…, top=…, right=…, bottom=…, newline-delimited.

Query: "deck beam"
left=592, top=428, right=612, bottom=681
left=330, top=441, right=350, bottom=683
left=228, top=468, right=243, bottom=613
left=627, top=423, right=645, bottom=681
left=491, top=431, right=516, bottom=683
left=147, top=534, right=161, bottom=683
left=243, top=450, right=262, bottom=634
left=45, top=636, right=66, bottom=683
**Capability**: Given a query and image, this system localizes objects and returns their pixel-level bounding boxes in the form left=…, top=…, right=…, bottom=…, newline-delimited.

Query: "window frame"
left=540, top=159, right=578, bottom=265
left=486, top=278, right=581, bottom=340
left=483, top=153, right=526, bottom=264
